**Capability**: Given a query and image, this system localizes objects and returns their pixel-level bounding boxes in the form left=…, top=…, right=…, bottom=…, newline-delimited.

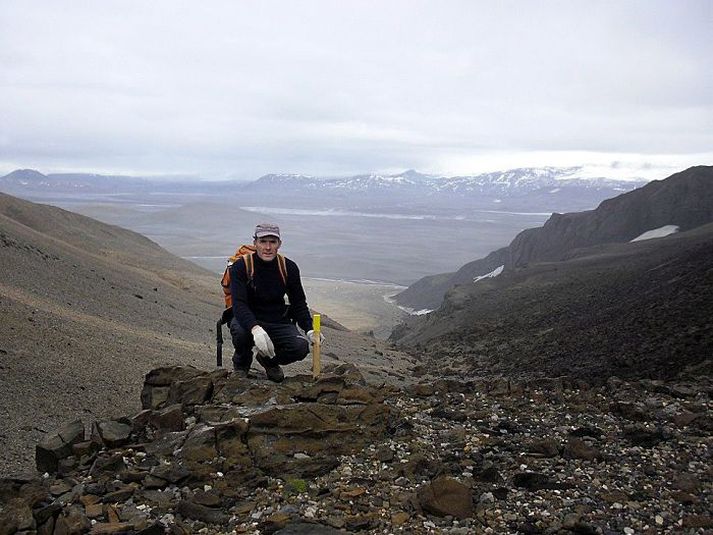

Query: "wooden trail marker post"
left=312, top=314, right=321, bottom=379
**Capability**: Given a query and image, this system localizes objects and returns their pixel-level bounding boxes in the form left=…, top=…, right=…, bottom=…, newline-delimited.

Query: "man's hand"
left=306, top=330, right=325, bottom=345
left=251, top=326, right=275, bottom=357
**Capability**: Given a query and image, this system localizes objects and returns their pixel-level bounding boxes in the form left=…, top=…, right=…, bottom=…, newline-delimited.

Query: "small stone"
left=304, top=505, right=318, bottom=518
left=682, top=515, right=713, bottom=529
left=527, top=438, right=560, bottom=457
left=417, top=476, right=473, bottom=519
left=513, top=471, right=557, bottom=490
left=340, top=487, right=367, bottom=499
left=563, top=437, right=600, bottom=461
left=85, top=503, right=104, bottom=519
left=149, top=404, right=185, bottom=432
left=672, top=473, right=699, bottom=492
left=193, top=490, right=222, bottom=508
left=50, top=481, right=72, bottom=496
left=176, top=500, right=230, bottom=524
left=92, top=420, right=133, bottom=448
left=88, top=522, right=136, bottom=534
left=391, top=511, right=410, bottom=525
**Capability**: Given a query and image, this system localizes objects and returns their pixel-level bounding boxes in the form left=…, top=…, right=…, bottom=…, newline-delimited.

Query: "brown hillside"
left=0, top=193, right=414, bottom=475
left=0, top=193, right=223, bottom=475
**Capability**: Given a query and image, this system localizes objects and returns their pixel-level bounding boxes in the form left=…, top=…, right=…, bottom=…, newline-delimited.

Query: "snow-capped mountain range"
left=246, top=167, right=645, bottom=195
left=0, top=166, right=648, bottom=213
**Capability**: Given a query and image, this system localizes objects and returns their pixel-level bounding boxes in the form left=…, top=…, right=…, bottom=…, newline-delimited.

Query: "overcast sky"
left=1, top=1, right=711, bottom=180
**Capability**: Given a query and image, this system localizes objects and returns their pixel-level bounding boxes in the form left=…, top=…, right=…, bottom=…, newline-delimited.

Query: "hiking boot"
left=255, top=353, right=284, bottom=383
left=232, top=353, right=252, bottom=377
left=232, top=362, right=251, bottom=377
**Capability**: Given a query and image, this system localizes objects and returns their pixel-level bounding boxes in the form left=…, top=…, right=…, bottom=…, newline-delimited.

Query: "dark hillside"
left=391, top=223, right=713, bottom=383
left=507, top=165, right=713, bottom=267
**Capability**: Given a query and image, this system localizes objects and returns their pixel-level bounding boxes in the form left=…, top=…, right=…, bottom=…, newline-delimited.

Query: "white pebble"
left=304, top=505, right=317, bottom=518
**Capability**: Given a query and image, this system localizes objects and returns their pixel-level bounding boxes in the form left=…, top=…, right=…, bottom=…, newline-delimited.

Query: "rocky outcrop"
left=4, top=364, right=393, bottom=533
left=2, top=368, right=712, bottom=534
left=139, top=365, right=392, bottom=484
left=1, top=368, right=712, bottom=534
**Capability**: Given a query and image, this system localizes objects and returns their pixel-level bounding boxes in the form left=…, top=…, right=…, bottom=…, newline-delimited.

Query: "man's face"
left=254, top=236, right=281, bottom=261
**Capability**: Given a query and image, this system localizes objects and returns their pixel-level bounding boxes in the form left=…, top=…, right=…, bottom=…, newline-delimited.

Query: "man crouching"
left=229, top=223, right=322, bottom=382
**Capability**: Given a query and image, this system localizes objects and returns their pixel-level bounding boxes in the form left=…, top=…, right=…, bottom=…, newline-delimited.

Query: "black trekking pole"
left=216, top=319, right=223, bottom=367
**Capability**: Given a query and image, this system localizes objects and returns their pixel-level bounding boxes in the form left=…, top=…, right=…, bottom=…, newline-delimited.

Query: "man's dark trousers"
left=230, top=318, right=310, bottom=369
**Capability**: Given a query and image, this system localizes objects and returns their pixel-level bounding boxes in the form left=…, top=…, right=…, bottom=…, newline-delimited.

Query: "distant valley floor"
left=302, top=278, right=408, bottom=339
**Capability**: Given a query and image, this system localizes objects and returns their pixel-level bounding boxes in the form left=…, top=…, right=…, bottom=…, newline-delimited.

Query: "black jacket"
left=230, top=253, right=312, bottom=333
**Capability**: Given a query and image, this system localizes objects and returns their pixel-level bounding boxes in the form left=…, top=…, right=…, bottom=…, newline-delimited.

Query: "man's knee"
left=287, top=334, right=309, bottom=359
left=294, top=336, right=309, bottom=359
left=277, top=335, right=309, bottom=365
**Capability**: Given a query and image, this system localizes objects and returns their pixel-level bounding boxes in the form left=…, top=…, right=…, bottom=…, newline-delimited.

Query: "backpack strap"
left=276, top=254, right=287, bottom=286
left=242, top=252, right=255, bottom=281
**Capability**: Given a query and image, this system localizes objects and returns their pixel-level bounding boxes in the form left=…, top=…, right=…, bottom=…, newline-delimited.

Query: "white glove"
left=251, top=326, right=275, bottom=357
left=306, top=330, right=325, bottom=345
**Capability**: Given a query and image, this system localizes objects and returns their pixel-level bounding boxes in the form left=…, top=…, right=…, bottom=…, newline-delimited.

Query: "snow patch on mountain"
left=630, top=225, right=680, bottom=242
left=474, top=265, right=504, bottom=283
left=384, top=292, right=433, bottom=316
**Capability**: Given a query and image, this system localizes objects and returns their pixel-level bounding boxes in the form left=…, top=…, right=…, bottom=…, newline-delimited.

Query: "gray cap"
left=254, top=222, right=281, bottom=239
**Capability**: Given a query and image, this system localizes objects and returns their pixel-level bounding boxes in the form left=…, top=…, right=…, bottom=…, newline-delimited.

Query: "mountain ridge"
left=1, top=166, right=645, bottom=199
left=246, top=166, right=645, bottom=195
left=395, top=165, right=713, bottom=310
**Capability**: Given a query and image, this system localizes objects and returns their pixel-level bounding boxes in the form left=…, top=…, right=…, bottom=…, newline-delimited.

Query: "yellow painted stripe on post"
left=312, top=314, right=321, bottom=379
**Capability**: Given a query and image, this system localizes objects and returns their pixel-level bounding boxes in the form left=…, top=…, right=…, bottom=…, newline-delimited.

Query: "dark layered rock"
left=10, top=365, right=393, bottom=533
left=140, top=366, right=215, bottom=410
left=35, top=420, right=85, bottom=474
left=92, top=419, right=133, bottom=448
